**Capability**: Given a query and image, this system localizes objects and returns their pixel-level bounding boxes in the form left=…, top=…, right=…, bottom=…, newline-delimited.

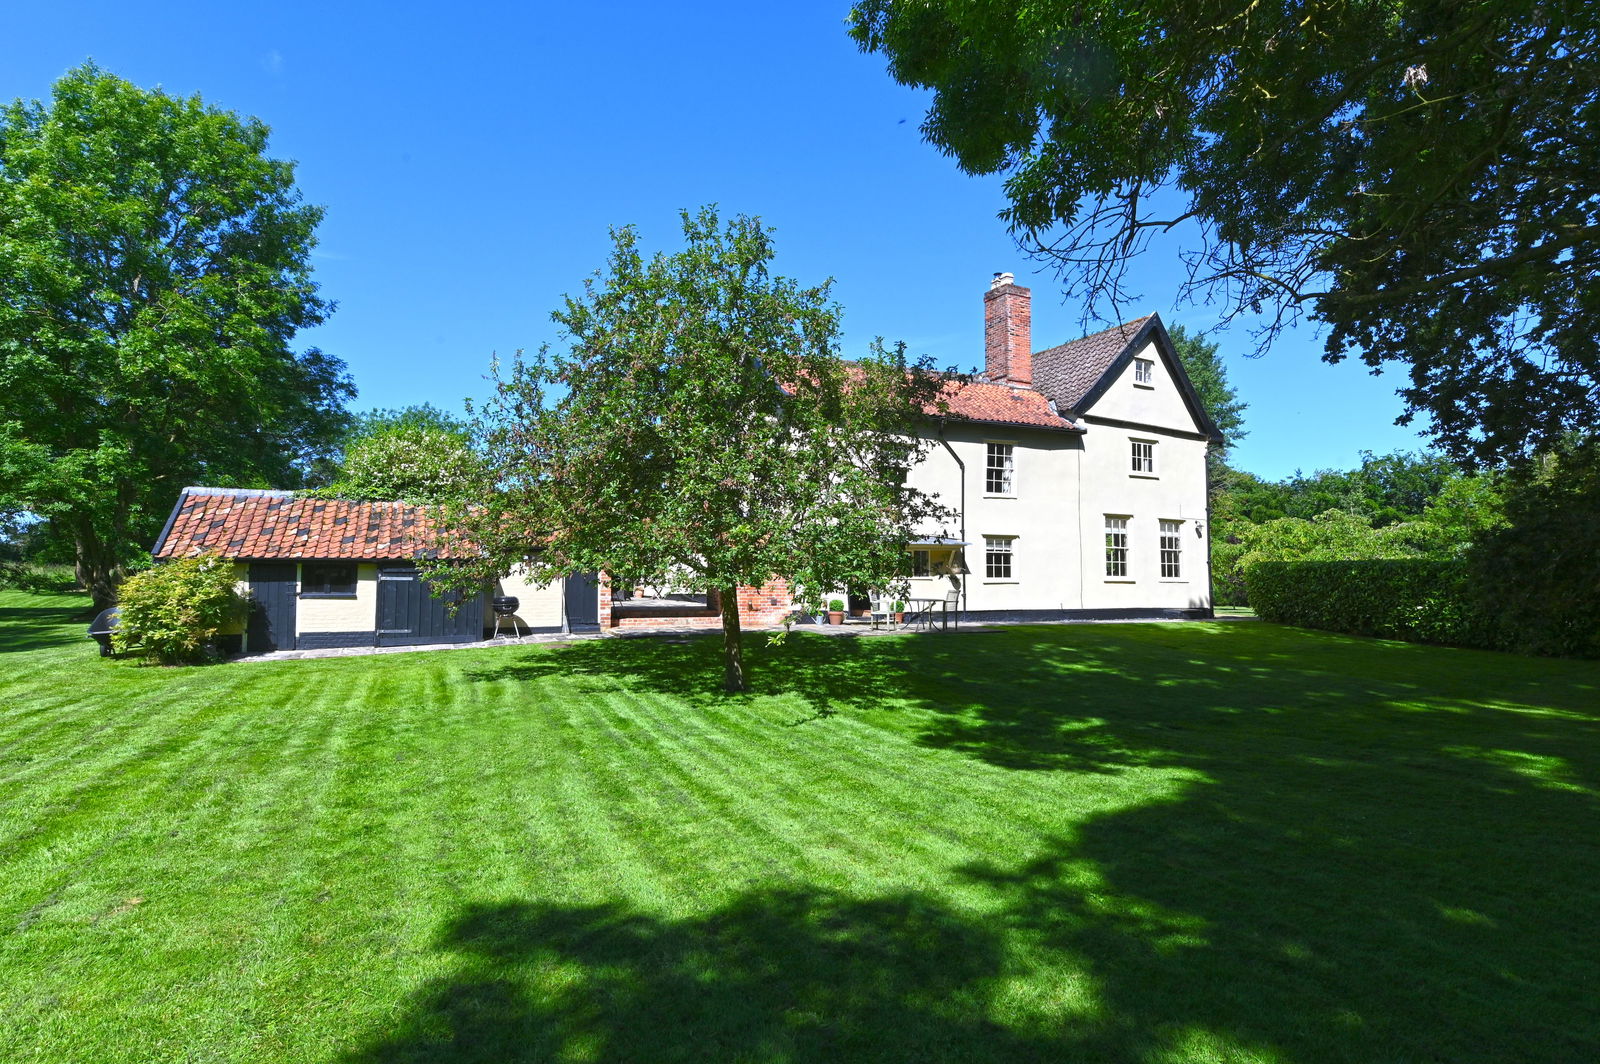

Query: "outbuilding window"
left=301, top=562, right=358, bottom=597
left=1134, top=358, right=1154, bottom=385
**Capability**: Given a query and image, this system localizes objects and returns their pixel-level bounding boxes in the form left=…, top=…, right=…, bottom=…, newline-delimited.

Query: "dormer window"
left=1133, top=358, right=1154, bottom=385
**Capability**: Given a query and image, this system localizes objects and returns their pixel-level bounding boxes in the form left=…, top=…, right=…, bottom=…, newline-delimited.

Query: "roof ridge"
left=1035, top=314, right=1153, bottom=356
left=180, top=486, right=296, bottom=497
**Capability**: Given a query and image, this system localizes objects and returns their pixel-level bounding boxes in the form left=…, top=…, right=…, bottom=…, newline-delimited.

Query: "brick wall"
left=597, top=572, right=613, bottom=629
left=601, top=576, right=792, bottom=631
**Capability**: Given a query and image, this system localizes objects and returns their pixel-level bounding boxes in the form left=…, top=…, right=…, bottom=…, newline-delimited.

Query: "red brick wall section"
left=601, top=576, right=793, bottom=631
left=735, top=578, right=793, bottom=627
left=983, top=276, right=1032, bottom=386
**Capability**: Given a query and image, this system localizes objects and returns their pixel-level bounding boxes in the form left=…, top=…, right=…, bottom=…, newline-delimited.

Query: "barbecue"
left=87, top=607, right=121, bottom=657
left=490, top=596, right=522, bottom=639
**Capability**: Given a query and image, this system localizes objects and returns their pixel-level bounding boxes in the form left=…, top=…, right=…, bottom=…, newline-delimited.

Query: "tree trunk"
left=720, top=586, right=748, bottom=693
left=74, top=528, right=122, bottom=613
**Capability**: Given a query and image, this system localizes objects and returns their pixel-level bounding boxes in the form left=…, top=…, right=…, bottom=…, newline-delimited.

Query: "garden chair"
left=942, top=588, right=961, bottom=630
left=868, top=592, right=897, bottom=630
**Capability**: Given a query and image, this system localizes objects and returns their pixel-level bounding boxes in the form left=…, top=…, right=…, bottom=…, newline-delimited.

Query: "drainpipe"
left=936, top=419, right=968, bottom=615
left=1204, top=441, right=1217, bottom=619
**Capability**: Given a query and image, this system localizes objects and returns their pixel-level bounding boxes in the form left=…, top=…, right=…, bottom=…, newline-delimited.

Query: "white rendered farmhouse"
left=900, top=273, right=1222, bottom=622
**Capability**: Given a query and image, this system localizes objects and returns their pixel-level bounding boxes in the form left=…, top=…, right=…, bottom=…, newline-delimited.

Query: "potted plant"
left=827, top=598, right=846, bottom=625
left=892, top=600, right=905, bottom=625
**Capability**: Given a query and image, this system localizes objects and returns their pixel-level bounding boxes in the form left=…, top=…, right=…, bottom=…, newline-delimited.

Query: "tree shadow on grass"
left=466, top=623, right=1600, bottom=779
left=341, top=888, right=1048, bottom=1064
left=448, top=623, right=1600, bottom=1060
left=953, top=736, right=1600, bottom=1061
left=0, top=598, right=96, bottom=655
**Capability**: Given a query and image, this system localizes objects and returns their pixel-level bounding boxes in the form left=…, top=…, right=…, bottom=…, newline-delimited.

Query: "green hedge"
left=1245, top=559, right=1502, bottom=650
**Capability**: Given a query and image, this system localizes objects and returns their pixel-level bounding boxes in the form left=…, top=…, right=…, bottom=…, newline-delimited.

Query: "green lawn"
left=2, top=589, right=1598, bottom=1063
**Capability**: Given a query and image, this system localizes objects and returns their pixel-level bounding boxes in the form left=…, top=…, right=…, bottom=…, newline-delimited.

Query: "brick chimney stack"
left=984, top=271, right=1032, bottom=386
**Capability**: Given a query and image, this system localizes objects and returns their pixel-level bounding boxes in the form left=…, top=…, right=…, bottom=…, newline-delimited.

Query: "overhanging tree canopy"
left=434, top=208, right=950, bottom=691
left=851, top=0, right=1600, bottom=463
left=0, top=64, right=352, bottom=608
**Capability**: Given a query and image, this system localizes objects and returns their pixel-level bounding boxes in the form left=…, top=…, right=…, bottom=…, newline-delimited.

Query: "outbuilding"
left=151, top=487, right=584, bottom=653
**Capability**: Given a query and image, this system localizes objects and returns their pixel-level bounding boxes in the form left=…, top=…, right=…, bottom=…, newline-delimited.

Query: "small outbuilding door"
left=564, top=571, right=601, bottom=629
left=375, top=566, right=485, bottom=646
left=247, top=562, right=298, bottom=652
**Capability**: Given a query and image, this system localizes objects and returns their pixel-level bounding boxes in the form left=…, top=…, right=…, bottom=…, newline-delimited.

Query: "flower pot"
left=827, top=611, right=844, bottom=625
left=894, top=612, right=904, bottom=625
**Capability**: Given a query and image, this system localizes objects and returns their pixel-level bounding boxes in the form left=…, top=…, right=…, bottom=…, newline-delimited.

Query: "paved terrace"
left=233, top=610, right=1251, bottom=663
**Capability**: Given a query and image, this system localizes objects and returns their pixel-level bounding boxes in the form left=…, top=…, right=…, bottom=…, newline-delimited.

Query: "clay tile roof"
left=1030, top=315, right=1154, bottom=412
left=809, top=362, right=1078, bottom=432
left=152, top=488, right=467, bottom=560
left=931, top=378, right=1073, bottom=430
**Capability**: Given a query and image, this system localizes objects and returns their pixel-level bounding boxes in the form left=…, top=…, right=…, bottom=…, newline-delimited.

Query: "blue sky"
left=3, top=1, right=1433, bottom=480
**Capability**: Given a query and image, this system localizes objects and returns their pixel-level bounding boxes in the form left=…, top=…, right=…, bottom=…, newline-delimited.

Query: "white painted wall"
left=1075, top=422, right=1211, bottom=610
left=495, top=566, right=566, bottom=630
left=1074, top=335, right=1212, bottom=610
left=905, top=421, right=1086, bottom=614
left=223, top=562, right=250, bottom=636
left=1088, top=337, right=1203, bottom=429
left=297, top=563, right=379, bottom=634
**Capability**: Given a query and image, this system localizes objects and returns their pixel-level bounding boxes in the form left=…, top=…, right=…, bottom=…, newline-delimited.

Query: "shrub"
left=0, top=561, right=79, bottom=593
left=828, top=599, right=845, bottom=611
left=1209, top=538, right=1249, bottom=607
left=1245, top=559, right=1502, bottom=650
left=1467, top=443, right=1600, bottom=659
left=113, top=553, right=246, bottom=664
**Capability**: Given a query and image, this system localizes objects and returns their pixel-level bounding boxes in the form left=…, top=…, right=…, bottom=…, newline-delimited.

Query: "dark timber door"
left=376, top=566, right=485, bottom=646
left=247, top=562, right=298, bottom=652
left=564, top=571, right=600, bottom=629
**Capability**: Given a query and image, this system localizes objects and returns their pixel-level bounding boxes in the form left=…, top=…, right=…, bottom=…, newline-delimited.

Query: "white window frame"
left=1133, top=357, right=1154, bottom=386
left=984, top=535, right=1015, bottom=580
left=985, top=441, right=1015, bottom=495
left=1160, top=519, right=1183, bottom=579
left=1105, top=517, right=1130, bottom=579
left=1130, top=438, right=1156, bottom=476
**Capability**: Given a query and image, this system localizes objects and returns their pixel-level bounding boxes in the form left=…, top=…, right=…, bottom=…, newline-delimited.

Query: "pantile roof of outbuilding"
left=152, top=488, right=463, bottom=561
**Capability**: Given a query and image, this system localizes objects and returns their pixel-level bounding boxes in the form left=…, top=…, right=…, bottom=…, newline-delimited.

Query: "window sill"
left=1129, top=473, right=1160, bottom=480
left=1159, top=579, right=1189, bottom=584
left=1133, top=382, right=1155, bottom=390
left=981, top=494, right=1017, bottom=500
left=1104, top=579, right=1137, bottom=584
left=982, top=579, right=1019, bottom=585
left=300, top=592, right=359, bottom=599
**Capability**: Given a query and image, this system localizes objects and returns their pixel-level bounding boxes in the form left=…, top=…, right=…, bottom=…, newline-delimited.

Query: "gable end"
left=1071, top=314, right=1223, bottom=442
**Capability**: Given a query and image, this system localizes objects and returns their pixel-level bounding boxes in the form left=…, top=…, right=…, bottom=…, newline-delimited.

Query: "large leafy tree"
left=0, top=64, right=352, bottom=608
left=1166, top=324, right=1245, bottom=470
left=851, top=1, right=1600, bottom=463
left=312, top=405, right=487, bottom=503
left=436, top=208, right=948, bottom=691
